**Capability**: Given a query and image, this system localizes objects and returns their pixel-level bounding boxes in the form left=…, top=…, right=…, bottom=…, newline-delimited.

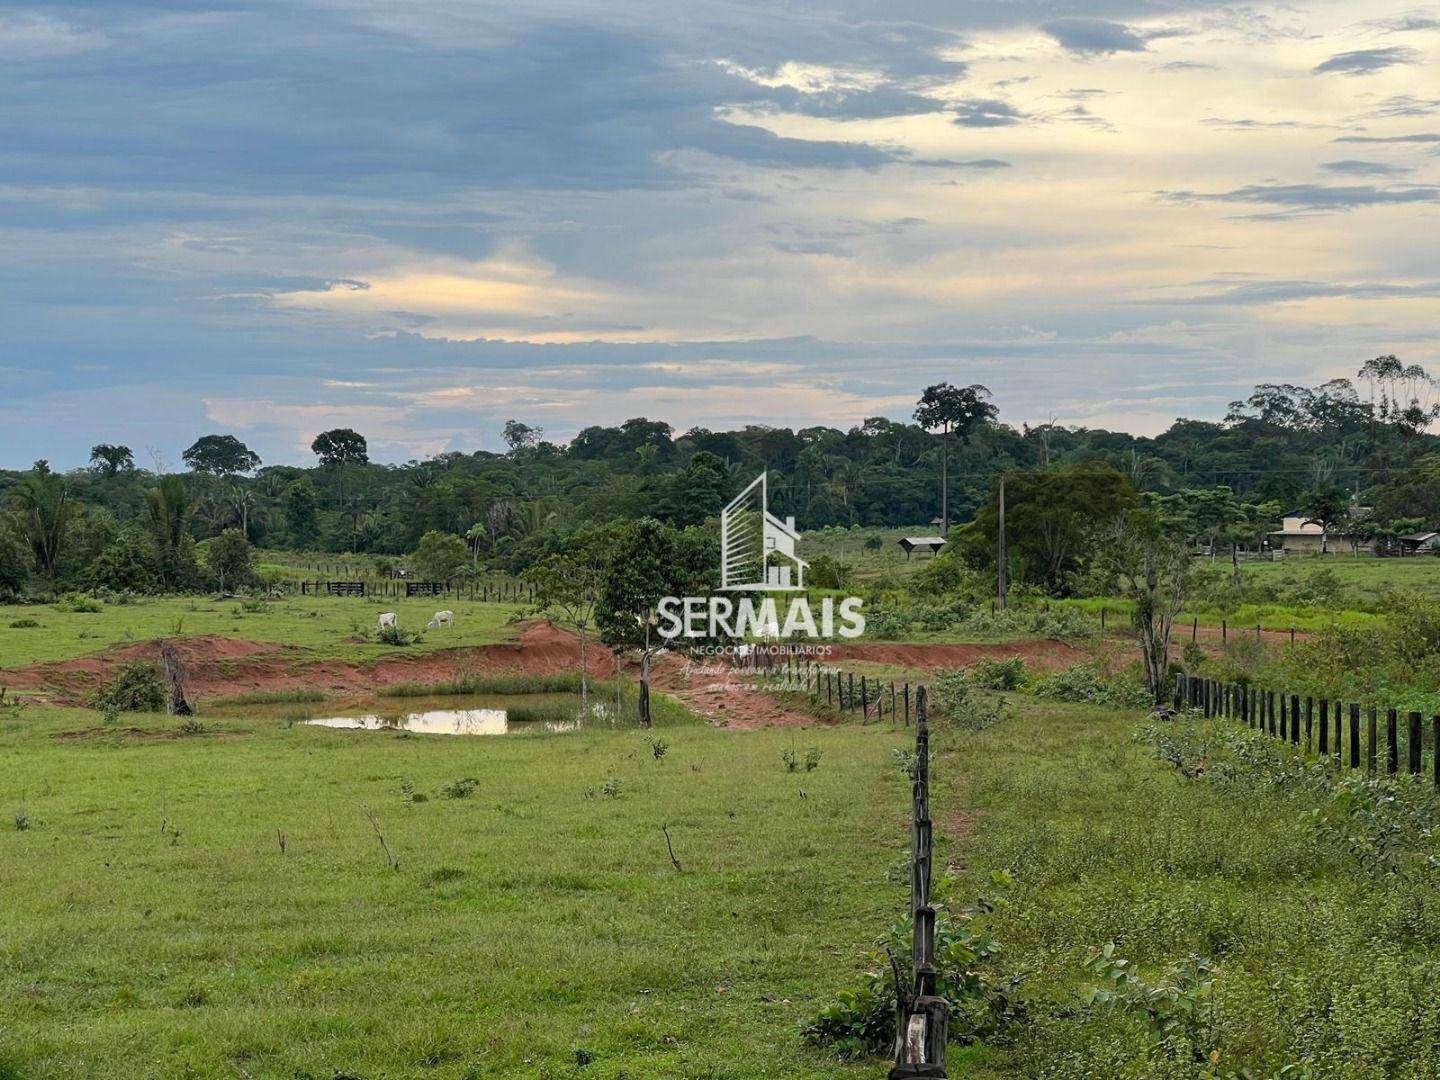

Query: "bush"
left=377, top=622, right=423, bottom=647
left=1030, top=663, right=1151, bottom=709
left=92, top=663, right=166, bottom=713
left=801, top=883, right=1024, bottom=1059
left=972, top=656, right=1028, bottom=691
left=56, top=593, right=103, bottom=614
left=8, top=619, right=40, bottom=629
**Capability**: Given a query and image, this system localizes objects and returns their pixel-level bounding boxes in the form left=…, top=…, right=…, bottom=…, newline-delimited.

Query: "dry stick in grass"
left=661, top=823, right=682, bottom=872
left=362, top=805, right=398, bottom=870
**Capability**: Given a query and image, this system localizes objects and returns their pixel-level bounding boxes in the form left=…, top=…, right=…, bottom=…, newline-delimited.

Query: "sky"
left=1, top=0, right=1438, bottom=469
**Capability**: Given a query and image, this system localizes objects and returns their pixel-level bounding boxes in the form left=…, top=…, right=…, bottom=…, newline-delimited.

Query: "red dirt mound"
left=0, top=622, right=618, bottom=704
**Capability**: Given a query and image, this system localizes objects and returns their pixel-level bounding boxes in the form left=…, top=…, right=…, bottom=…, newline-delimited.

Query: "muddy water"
left=303, top=707, right=577, bottom=736
left=215, top=692, right=615, bottom=735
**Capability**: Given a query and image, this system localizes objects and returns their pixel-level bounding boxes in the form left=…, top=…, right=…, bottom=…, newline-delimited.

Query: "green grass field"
left=0, top=703, right=909, bottom=1079
left=0, top=596, right=528, bottom=667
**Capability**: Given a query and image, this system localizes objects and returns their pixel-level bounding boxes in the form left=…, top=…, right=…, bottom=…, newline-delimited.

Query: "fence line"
left=1174, top=673, right=1440, bottom=786
left=743, top=644, right=913, bottom=727
left=291, top=579, right=537, bottom=602
left=890, top=685, right=946, bottom=1077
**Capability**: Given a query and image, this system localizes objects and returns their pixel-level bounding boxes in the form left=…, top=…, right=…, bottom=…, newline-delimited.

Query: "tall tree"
left=524, top=527, right=614, bottom=709
left=11, top=461, right=74, bottom=577
left=89, top=444, right=135, bottom=477
left=146, top=475, right=194, bottom=588
left=913, top=383, right=997, bottom=535
left=311, top=428, right=369, bottom=467
left=1096, top=510, right=1195, bottom=706
left=183, top=434, right=261, bottom=476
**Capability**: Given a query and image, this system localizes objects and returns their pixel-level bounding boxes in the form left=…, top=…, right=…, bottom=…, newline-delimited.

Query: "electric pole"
left=997, top=474, right=1007, bottom=610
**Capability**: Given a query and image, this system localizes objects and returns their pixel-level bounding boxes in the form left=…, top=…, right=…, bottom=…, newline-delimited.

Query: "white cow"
left=378, top=612, right=398, bottom=631
left=427, top=609, right=455, bottom=630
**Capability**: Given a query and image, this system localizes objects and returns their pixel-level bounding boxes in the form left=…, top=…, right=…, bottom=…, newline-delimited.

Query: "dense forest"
left=5, top=358, right=1440, bottom=598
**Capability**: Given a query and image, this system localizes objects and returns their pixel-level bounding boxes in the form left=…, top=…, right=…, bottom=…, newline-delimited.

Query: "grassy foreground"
left=938, top=694, right=1440, bottom=1078
left=0, top=705, right=908, bottom=1079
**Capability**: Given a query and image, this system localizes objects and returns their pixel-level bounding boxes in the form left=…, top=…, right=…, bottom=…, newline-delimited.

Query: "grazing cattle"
left=427, top=610, right=454, bottom=629
left=378, top=612, right=398, bottom=631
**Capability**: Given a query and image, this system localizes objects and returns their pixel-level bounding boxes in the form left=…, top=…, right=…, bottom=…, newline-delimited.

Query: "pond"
left=303, top=706, right=578, bottom=736
left=216, top=692, right=619, bottom=736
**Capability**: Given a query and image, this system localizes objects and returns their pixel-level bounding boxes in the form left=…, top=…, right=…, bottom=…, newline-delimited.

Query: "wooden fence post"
left=1319, top=700, right=1329, bottom=756
left=1387, top=709, right=1399, bottom=775
left=1368, top=706, right=1378, bottom=774
left=1349, top=704, right=1361, bottom=768
left=1305, top=697, right=1314, bottom=750
left=1409, top=712, right=1422, bottom=775
left=861, top=676, right=869, bottom=722
left=904, top=684, right=911, bottom=727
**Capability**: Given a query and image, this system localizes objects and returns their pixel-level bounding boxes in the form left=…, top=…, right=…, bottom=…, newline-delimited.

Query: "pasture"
left=0, top=702, right=907, bottom=1079
left=0, top=595, right=527, bottom=668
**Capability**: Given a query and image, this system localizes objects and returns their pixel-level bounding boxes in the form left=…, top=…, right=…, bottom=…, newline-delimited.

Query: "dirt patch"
left=1, top=622, right=619, bottom=706
left=645, top=652, right=826, bottom=729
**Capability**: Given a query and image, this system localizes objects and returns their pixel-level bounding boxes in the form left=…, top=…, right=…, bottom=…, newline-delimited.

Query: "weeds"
left=439, top=777, right=479, bottom=800
left=91, top=662, right=166, bottom=713
left=1083, top=943, right=1216, bottom=1061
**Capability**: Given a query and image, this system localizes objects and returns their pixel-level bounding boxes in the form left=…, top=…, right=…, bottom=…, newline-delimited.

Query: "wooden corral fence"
left=1175, top=672, right=1440, bottom=785
left=294, top=579, right=537, bottom=602
left=891, top=685, right=947, bottom=1077
left=745, top=646, right=913, bottom=725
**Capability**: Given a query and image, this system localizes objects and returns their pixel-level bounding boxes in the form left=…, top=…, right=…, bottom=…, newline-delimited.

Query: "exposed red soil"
left=1, top=623, right=1116, bottom=728
left=0, top=623, right=617, bottom=705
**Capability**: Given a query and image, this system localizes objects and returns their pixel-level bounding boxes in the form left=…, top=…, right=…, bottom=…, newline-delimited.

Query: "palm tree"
left=146, top=476, right=192, bottom=587
left=12, top=461, right=73, bottom=577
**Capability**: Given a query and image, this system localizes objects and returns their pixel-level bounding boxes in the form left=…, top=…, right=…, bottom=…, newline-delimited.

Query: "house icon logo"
left=720, top=472, right=808, bottom=591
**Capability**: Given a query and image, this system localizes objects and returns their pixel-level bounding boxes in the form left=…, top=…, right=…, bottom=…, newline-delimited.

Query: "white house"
left=762, top=510, right=806, bottom=588
left=1270, top=506, right=1372, bottom=555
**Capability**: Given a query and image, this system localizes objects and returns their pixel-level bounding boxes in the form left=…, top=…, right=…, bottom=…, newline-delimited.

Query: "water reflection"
left=304, top=708, right=580, bottom=735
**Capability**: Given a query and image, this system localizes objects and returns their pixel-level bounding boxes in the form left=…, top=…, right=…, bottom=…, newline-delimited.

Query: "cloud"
left=1360, top=12, right=1440, bottom=33
left=1313, top=46, right=1422, bottom=75
left=951, top=98, right=1026, bottom=127
left=1322, top=159, right=1414, bottom=176
left=1332, top=132, right=1440, bottom=143
left=1161, top=60, right=1219, bottom=72
left=1040, top=18, right=1148, bottom=55
left=1161, top=278, right=1440, bottom=305
left=1162, top=182, right=1440, bottom=215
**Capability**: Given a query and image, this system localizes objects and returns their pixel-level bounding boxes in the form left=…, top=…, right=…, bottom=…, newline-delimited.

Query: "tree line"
left=5, top=361, right=1440, bottom=598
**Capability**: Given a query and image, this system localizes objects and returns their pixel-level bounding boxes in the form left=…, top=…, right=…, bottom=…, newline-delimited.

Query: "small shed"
left=898, top=536, right=947, bottom=560
left=1398, top=531, right=1440, bottom=556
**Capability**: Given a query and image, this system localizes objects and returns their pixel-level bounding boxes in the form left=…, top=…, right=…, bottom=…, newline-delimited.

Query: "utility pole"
left=997, top=474, right=1007, bottom=610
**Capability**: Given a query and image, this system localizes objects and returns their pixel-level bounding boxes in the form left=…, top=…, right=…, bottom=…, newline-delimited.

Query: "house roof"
left=900, top=536, right=947, bottom=547
left=1400, top=532, right=1439, bottom=543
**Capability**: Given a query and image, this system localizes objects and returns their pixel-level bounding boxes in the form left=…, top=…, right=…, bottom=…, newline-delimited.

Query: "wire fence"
left=1176, top=672, right=1440, bottom=784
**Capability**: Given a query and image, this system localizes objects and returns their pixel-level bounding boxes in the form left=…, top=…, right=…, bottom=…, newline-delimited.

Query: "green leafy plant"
left=802, top=882, right=1024, bottom=1060
left=91, top=662, right=166, bottom=714
left=440, top=777, right=479, bottom=800
left=1083, top=943, right=1216, bottom=1060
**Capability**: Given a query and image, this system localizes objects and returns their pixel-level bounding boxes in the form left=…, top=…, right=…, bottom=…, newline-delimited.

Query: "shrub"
left=8, top=618, right=40, bottom=629
left=91, top=663, right=166, bottom=713
left=1030, top=663, right=1151, bottom=709
left=440, top=777, right=479, bottom=800
left=802, top=884, right=1024, bottom=1059
left=862, top=607, right=911, bottom=640
left=972, top=656, right=1028, bottom=691
left=377, top=622, right=423, bottom=647
left=56, top=593, right=103, bottom=614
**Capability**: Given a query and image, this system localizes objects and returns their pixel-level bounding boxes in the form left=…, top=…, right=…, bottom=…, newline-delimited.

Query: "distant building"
left=1398, top=531, right=1440, bottom=556
left=899, top=536, right=947, bottom=559
left=1270, top=507, right=1372, bottom=555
